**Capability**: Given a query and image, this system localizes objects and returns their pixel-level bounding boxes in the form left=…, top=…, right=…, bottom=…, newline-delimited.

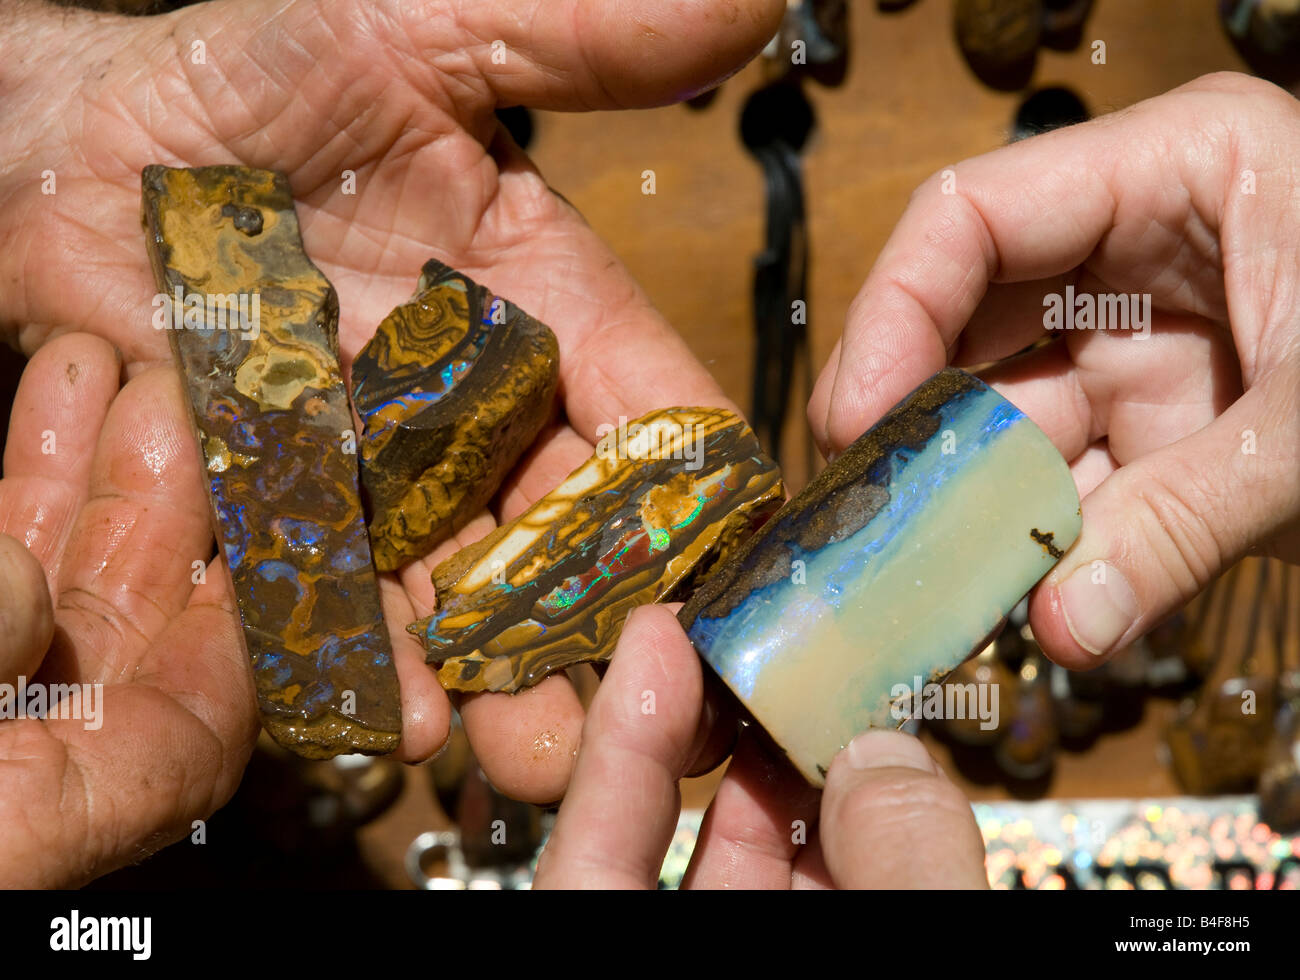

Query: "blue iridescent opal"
left=350, top=259, right=559, bottom=571
left=142, top=164, right=401, bottom=759
left=678, top=369, right=1081, bottom=786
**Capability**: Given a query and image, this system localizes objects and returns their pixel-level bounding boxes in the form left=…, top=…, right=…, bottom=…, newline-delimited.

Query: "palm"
left=0, top=0, right=782, bottom=884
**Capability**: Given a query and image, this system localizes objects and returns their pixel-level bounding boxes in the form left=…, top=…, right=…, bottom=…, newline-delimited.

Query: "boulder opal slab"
left=678, top=369, right=1081, bottom=786
left=409, top=408, right=783, bottom=693
left=350, top=260, right=559, bottom=571
left=141, top=165, right=401, bottom=759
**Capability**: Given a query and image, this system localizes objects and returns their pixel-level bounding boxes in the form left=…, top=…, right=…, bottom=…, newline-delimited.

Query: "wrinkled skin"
left=0, top=0, right=784, bottom=887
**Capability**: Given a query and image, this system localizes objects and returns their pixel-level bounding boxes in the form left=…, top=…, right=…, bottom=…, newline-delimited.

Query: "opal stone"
left=678, top=368, right=1081, bottom=787
left=350, top=260, right=560, bottom=571
left=409, top=408, right=783, bottom=693
left=141, top=165, right=401, bottom=759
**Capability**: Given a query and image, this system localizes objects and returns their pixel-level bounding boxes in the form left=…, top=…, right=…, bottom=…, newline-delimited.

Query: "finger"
left=379, top=575, right=451, bottom=764
left=0, top=333, right=120, bottom=581
left=631, top=600, right=735, bottom=780
left=124, top=0, right=781, bottom=181
left=1063, top=318, right=1242, bottom=465
left=810, top=280, right=1076, bottom=463
left=1068, top=441, right=1118, bottom=500
left=533, top=604, right=702, bottom=888
left=457, top=675, right=585, bottom=806
left=951, top=277, right=1070, bottom=367
left=791, top=836, right=834, bottom=890
left=807, top=338, right=840, bottom=460
left=973, top=319, right=1241, bottom=473
left=821, top=731, right=987, bottom=889
left=1031, top=366, right=1300, bottom=667
left=0, top=561, right=259, bottom=888
left=41, top=366, right=212, bottom=683
left=401, top=0, right=785, bottom=113
left=0, top=535, right=54, bottom=684
left=974, top=340, right=1094, bottom=461
left=682, top=726, right=821, bottom=890
left=684, top=675, right=738, bottom=779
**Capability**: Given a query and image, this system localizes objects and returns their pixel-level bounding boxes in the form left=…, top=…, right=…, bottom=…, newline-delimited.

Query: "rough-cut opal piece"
left=409, top=408, right=783, bottom=693
left=678, top=369, right=1081, bottom=787
left=350, top=260, right=560, bottom=571
left=141, top=165, right=401, bottom=759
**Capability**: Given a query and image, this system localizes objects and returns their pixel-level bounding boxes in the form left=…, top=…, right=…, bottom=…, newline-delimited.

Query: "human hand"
left=0, top=0, right=784, bottom=885
left=532, top=604, right=988, bottom=889
left=807, top=72, right=1300, bottom=670
left=0, top=332, right=260, bottom=887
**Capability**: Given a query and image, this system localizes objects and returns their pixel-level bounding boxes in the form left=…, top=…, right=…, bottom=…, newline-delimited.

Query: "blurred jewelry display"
left=650, top=797, right=1300, bottom=889
left=921, top=607, right=1159, bottom=791
left=1167, top=559, right=1279, bottom=794
left=918, top=558, right=1300, bottom=836
left=1170, top=559, right=1300, bottom=831
left=978, top=796, right=1300, bottom=889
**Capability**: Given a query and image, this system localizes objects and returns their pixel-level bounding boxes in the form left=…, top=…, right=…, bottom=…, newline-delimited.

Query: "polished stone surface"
left=350, top=260, right=559, bottom=571
left=141, top=164, right=401, bottom=759
left=678, top=368, right=1081, bottom=786
left=410, top=407, right=783, bottom=693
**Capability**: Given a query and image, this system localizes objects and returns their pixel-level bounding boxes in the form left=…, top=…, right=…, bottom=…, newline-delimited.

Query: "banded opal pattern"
left=141, top=165, right=401, bottom=759
left=350, top=259, right=559, bottom=571
left=409, top=408, right=783, bottom=693
left=679, top=369, right=1081, bottom=786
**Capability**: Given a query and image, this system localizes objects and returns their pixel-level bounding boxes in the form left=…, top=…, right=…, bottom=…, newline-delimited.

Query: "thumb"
left=0, top=535, right=53, bottom=684
left=1031, top=368, right=1300, bottom=667
left=821, top=731, right=987, bottom=889
left=401, top=0, right=785, bottom=111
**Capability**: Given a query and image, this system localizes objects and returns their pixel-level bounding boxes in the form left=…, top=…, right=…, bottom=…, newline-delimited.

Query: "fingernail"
left=845, top=730, right=935, bottom=772
left=1059, top=561, right=1139, bottom=656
